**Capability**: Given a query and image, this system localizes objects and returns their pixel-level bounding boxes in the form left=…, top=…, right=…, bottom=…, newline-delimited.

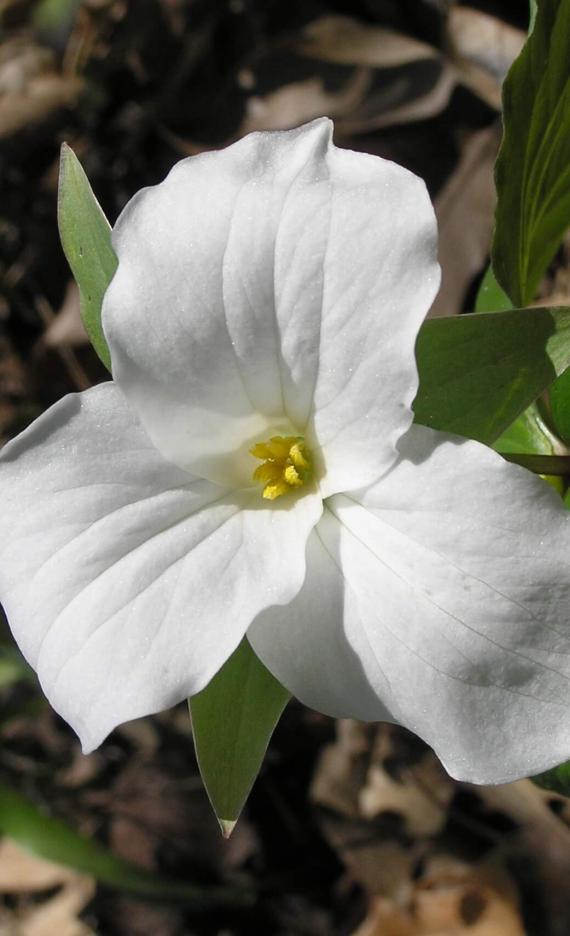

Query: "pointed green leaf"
left=413, top=306, right=570, bottom=444
left=474, top=265, right=513, bottom=314
left=190, top=639, right=289, bottom=832
left=492, top=0, right=570, bottom=306
left=0, top=782, right=253, bottom=907
left=57, top=144, right=116, bottom=370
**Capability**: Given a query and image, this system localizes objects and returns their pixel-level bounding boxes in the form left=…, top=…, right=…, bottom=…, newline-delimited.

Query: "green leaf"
left=0, top=782, right=252, bottom=907
left=532, top=761, right=570, bottom=796
left=548, top=368, right=570, bottom=443
left=492, top=401, right=561, bottom=455
left=498, top=452, right=570, bottom=475
left=190, top=639, right=289, bottom=835
left=58, top=144, right=116, bottom=370
left=494, top=403, right=566, bottom=494
left=529, top=0, right=538, bottom=32
left=473, top=270, right=566, bottom=476
left=473, top=267, right=566, bottom=482
left=492, top=0, right=570, bottom=306
left=413, top=307, right=570, bottom=444
left=474, top=265, right=513, bottom=314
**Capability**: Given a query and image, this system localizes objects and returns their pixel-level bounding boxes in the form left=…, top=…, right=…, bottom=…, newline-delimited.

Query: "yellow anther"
left=250, top=434, right=313, bottom=500
left=250, top=442, right=273, bottom=460
left=263, top=480, right=290, bottom=500
left=253, top=462, right=282, bottom=483
left=283, top=465, right=303, bottom=487
left=289, top=442, right=310, bottom=471
left=267, top=437, right=294, bottom=459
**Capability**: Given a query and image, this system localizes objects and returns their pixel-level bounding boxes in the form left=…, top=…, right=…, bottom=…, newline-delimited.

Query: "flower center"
left=250, top=435, right=313, bottom=500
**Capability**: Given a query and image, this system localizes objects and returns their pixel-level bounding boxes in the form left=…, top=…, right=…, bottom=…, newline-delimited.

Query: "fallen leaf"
left=0, top=68, right=80, bottom=138
left=0, top=839, right=95, bottom=936
left=430, top=125, right=500, bottom=317
left=42, top=282, right=87, bottom=349
left=297, top=16, right=441, bottom=68
left=241, top=71, right=368, bottom=134
left=19, top=875, right=95, bottom=936
left=359, top=758, right=452, bottom=838
left=242, top=15, right=456, bottom=136
left=0, top=839, right=76, bottom=892
left=448, top=6, right=525, bottom=110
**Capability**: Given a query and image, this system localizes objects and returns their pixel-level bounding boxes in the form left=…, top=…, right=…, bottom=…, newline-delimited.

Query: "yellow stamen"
left=250, top=442, right=273, bottom=460
left=253, top=462, right=282, bottom=483
left=250, top=435, right=313, bottom=500
left=263, top=480, right=290, bottom=500
left=289, top=442, right=310, bottom=471
left=283, top=464, right=303, bottom=487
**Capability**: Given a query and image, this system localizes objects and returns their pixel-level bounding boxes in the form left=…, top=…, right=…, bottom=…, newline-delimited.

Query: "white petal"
left=103, top=118, right=439, bottom=491
left=0, top=384, right=321, bottom=751
left=305, top=139, right=439, bottom=496
left=248, top=528, right=394, bottom=723
left=254, top=425, right=570, bottom=783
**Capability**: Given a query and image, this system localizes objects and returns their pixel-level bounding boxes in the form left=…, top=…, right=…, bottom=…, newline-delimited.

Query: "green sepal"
left=190, top=639, right=290, bottom=835
left=58, top=143, right=116, bottom=371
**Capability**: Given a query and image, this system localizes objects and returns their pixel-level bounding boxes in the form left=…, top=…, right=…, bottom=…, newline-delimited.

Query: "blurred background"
left=2, top=1, right=570, bottom=934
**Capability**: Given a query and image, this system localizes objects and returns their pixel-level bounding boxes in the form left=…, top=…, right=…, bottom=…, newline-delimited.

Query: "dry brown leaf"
left=242, top=15, right=456, bottom=136
left=359, top=761, right=452, bottom=837
left=0, top=41, right=53, bottom=95
left=297, top=16, right=440, bottom=68
left=448, top=6, right=525, bottom=109
left=361, top=730, right=453, bottom=835
left=311, top=720, right=374, bottom=818
left=353, top=896, right=416, bottom=936
left=0, top=73, right=80, bottom=139
left=0, top=840, right=76, bottom=892
left=241, top=71, right=368, bottom=134
left=467, top=780, right=570, bottom=929
left=413, top=855, right=524, bottom=935
left=57, top=748, right=105, bottom=789
left=18, top=876, right=95, bottom=936
left=0, top=38, right=81, bottom=139
left=42, top=282, right=87, bottom=350
left=311, top=724, right=449, bottom=898
left=430, top=125, right=500, bottom=317
left=0, top=840, right=95, bottom=936
left=299, top=16, right=455, bottom=134
left=354, top=856, right=525, bottom=936
left=336, top=67, right=456, bottom=135
left=311, top=724, right=570, bottom=935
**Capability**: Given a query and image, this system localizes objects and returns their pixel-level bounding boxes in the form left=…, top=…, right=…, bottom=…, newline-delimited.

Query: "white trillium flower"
left=1, top=118, right=570, bottom=784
